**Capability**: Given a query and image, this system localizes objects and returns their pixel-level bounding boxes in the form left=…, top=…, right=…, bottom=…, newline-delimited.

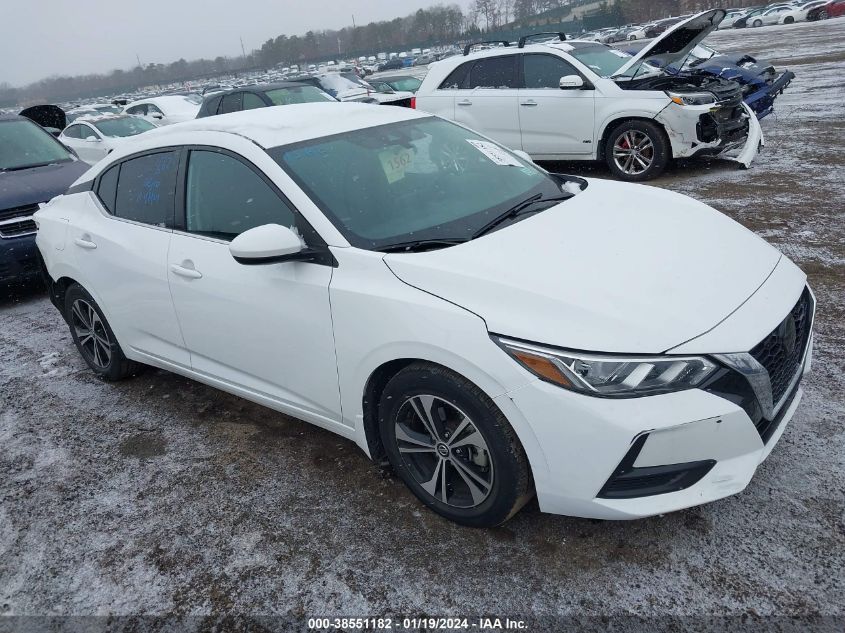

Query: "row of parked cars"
left=2, top=9, right=792, bottom=290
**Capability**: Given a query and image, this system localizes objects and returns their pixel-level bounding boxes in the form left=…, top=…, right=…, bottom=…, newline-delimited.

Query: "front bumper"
left=746, top=70, right=795, bottom=119
left=0, top=233, right=40, bottom=284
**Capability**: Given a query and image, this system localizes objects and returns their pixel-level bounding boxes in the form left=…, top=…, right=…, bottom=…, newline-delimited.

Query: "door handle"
left=170, top=263, right=203, bottom=279
left=74, top=236, right=97, bottom=249
left=520, top=100, right=538, bottom=107
left=457, top=99, right=472, bottom=106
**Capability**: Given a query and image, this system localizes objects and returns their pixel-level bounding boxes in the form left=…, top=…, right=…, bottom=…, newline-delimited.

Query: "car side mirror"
left=85, top=136, right=100, bottom=142
left=560, top=75, right=586, bottom=90
left=229, top=224, right=308, bottom=265
left=151, top=113, right=164, bottom=120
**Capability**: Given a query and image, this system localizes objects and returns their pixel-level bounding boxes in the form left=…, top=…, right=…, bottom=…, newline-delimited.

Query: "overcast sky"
left=2, top=0, right=474, bottom=87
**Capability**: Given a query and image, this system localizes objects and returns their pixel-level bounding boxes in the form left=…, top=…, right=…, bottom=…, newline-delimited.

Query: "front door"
left=167, top=148, right=341, bottom=424
left=518, top=53, right=596, bottom=156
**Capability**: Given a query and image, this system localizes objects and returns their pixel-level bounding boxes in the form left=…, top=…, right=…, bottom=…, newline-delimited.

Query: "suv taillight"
left=410, top=97, right=416, bottom=109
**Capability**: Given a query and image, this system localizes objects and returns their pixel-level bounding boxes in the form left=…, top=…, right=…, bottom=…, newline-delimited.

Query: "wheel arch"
left=596, top=115, right=671, bottom=161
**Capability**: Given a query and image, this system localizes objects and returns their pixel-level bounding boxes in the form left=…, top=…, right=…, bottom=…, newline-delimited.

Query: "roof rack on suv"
left=517, top=32, right=567, bottom=48
left=463, top=41, right=512, bottom=56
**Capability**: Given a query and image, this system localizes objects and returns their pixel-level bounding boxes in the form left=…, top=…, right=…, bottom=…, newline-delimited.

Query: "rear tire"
left=604, top=120, right=670, bottom=182
left=752, top=18, right=763, bottom=27
left=378, top=363, right=533, bottom=527
left=819, top=9, right=829, bottom=18
left=784, top=16, right=794, bottom=23
left=64, top=283, right=143, bottom=381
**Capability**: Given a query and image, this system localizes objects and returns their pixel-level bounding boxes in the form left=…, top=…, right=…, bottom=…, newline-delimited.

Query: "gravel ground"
left=1, top=18, right=843, bottom=629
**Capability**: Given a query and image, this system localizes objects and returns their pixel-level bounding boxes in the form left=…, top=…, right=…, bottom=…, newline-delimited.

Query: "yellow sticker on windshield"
left=379, top=147, right=414, bottom=184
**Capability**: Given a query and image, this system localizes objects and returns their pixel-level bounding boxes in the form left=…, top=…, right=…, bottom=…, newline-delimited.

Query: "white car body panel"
left=123, top=96, right=200, bottom=126
left=35, top=104, right=810, bottom=521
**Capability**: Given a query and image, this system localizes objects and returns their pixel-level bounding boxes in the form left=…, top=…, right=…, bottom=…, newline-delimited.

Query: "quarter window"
left=468, top=56, right=518, bottom=89
left=96, top=165, right=119, bottom=213
left=438, top=63, right=472, bottom=89
left=184, top=150, right=295, bottom=241
left=113, top=151, right=179, bottom=227
left=523, top=54, right=580, bottom=89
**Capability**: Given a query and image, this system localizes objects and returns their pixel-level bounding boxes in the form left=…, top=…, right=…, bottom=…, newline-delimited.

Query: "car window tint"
left=114, top=152, right=178, bottom=227
left=126, top=105, right=146, bottom=115
left=242, top=92, right=265, bottom=110
left=97, top=164, right=119, bottom=213
left=147, top=104, right=164, bottom=115
left=523, top=54, right=580, bottom=89
left=468, top=56, right=518, bottom=89
left=81, top=126, right=99, bottom=140
left=439, top=63, right=471, bottom=89
left=64, top=125, right=82, bottom=139
left=219, top=92, right=243, bottom=114
left=185, top=150, right=294, bottom=241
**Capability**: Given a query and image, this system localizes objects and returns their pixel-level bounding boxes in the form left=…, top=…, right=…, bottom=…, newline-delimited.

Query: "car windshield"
left=265, top=86, right=336, bottom=105
left=270, top=117, right=565, bottom=250
left=569, top=44, right=634, bottom=77
left=386, top=77, right=422, bottom=92
left=92, top=116, right=156, bottom=137
left=0, top=119, right=73, bottom=171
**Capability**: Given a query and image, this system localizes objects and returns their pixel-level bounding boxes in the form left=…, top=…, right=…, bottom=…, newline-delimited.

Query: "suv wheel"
left=64, top=283, right=143, bottom=381
left=379, top=363, right=533, bottom=527
left=605, top=120, right=669, bottom=181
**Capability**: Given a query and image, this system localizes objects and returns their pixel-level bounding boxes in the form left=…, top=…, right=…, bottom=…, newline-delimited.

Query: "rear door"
left=518, top=53, right=596, bottom=156
left=453, top=55, right=522, bottom=151
left=68, top=150, right=190, bottom=366
left=167, top=147, right=341, bottom=424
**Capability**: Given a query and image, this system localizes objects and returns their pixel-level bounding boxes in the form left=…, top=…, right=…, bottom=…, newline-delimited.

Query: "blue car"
left=0, top=113, right=89, bottom=287
left=623, top=42, right=794, bottom=119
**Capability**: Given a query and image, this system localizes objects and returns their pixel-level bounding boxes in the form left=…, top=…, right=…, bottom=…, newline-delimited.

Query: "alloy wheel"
left=394, top=395, right=494, bottom=508
left=71, top=298, right=112, bottom=369
left=612, top=130, right=655, bottom=176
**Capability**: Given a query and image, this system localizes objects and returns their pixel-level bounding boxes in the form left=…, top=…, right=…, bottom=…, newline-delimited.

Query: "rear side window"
left=219, top=92, right=243, bottom=114
left=468, top=56, right=518, bottom=89
left=439, top=63, right=472, bottom=89
left=242, top=93, right=265, bottom=110
left=201, top=94, right=223, bottom=116
left=184, top=150, right=295, bottom=241
left=96, top=165, right=119, bottom=213
left=113, top=152, right=178, bottom=227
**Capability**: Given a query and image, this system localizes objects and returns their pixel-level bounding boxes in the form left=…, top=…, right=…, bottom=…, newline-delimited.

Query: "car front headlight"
left=494, top=336, right=719, bottom=397
left=666, top=90, right=717, bottom=106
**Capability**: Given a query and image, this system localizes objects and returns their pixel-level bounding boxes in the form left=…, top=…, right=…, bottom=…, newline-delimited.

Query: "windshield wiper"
left=1, top=161, right=62, bottom=172
left=378, top=238, right=469, bottom=253
left=471, top=193, right=572, bottom=239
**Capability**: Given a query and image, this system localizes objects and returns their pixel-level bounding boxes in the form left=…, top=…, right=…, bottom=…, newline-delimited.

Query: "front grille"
left=0, top=203, right=40, bottom=239
left=750, top=287, right=813, bottom=406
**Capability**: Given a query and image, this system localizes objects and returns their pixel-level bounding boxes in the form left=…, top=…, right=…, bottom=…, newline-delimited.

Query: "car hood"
left=19, top=105, right=67, bottom=131
left=384, top=177, right=781, bottom=354
left=614, top=9, right=726, bottom=78
left=0, top=160, right=89, bottom=210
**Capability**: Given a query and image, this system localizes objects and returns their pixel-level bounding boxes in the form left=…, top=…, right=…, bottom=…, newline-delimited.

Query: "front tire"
left=784, top=16, right=794, bottom=23
left=378, top=363, right=533, bottom=527
left=64, top=283, right=142, bottom=381
left=819, top=9, right=829, bottom=18
left=752, top=18, right=763, bottom=27
left=604, top=120, right=670, bottom=182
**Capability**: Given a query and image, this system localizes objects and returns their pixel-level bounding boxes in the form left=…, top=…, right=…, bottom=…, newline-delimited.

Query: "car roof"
left=135, top=102, right=427, bottom=150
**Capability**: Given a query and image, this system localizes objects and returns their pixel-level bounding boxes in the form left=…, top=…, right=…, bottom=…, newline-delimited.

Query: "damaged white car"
left=414, top=9, right=762, bottom=181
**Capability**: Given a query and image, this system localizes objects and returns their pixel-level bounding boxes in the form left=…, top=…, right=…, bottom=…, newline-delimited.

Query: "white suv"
left=415, top=10, right=762, bottom=181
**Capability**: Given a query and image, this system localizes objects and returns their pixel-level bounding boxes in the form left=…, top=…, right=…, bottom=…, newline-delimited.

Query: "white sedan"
left=748, top=5, right=793, bottom=26
left=58, top=115, right=157, bottom=164
left=123, top=95, right=200, bottom=126
left=35, top=104, right=814, bottom=526
left=780, top=0, right=828, bottom=22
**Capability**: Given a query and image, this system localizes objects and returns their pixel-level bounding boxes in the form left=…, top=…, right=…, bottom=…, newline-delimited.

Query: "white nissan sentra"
left=35, top=104, right=814, bottom=527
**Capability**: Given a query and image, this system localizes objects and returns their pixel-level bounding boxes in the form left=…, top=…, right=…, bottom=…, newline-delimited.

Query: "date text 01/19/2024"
left=307, top=617, right=528, bottom=630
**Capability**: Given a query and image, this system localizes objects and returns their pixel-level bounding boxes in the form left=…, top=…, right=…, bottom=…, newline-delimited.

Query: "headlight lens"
left=666, top=90, right=717, bottom=106
left=494, top=337, right=718, bottom=397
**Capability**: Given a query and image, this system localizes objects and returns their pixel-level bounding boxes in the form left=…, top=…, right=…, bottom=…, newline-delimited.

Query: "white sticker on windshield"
left=609, top=49, right=630, bottom=58
left=466, top=140, right=522, bottom=167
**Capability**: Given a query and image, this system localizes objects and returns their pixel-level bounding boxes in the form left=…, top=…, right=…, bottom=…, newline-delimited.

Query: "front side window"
left=468, top=56, right=518, bottom=89
left=0, top=119, right=73, bottom=171
left=80, top=126, right=99, bottom=140
left=126, top=105, right=147, bottom=116
left=272, top=117, right=561, bottom=250
left=63, top=125, right=84, bottom=139
left=184, top=150, right=295, bottom=240
left=93, top=117, right=155, bottom=138
left=523, top=54, right=580, bottom=88
left=219, top=93, right=243, bottom=114
left=147, top=104, right=164, bottom=116
left=113, top=151, right=178, bottom=227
